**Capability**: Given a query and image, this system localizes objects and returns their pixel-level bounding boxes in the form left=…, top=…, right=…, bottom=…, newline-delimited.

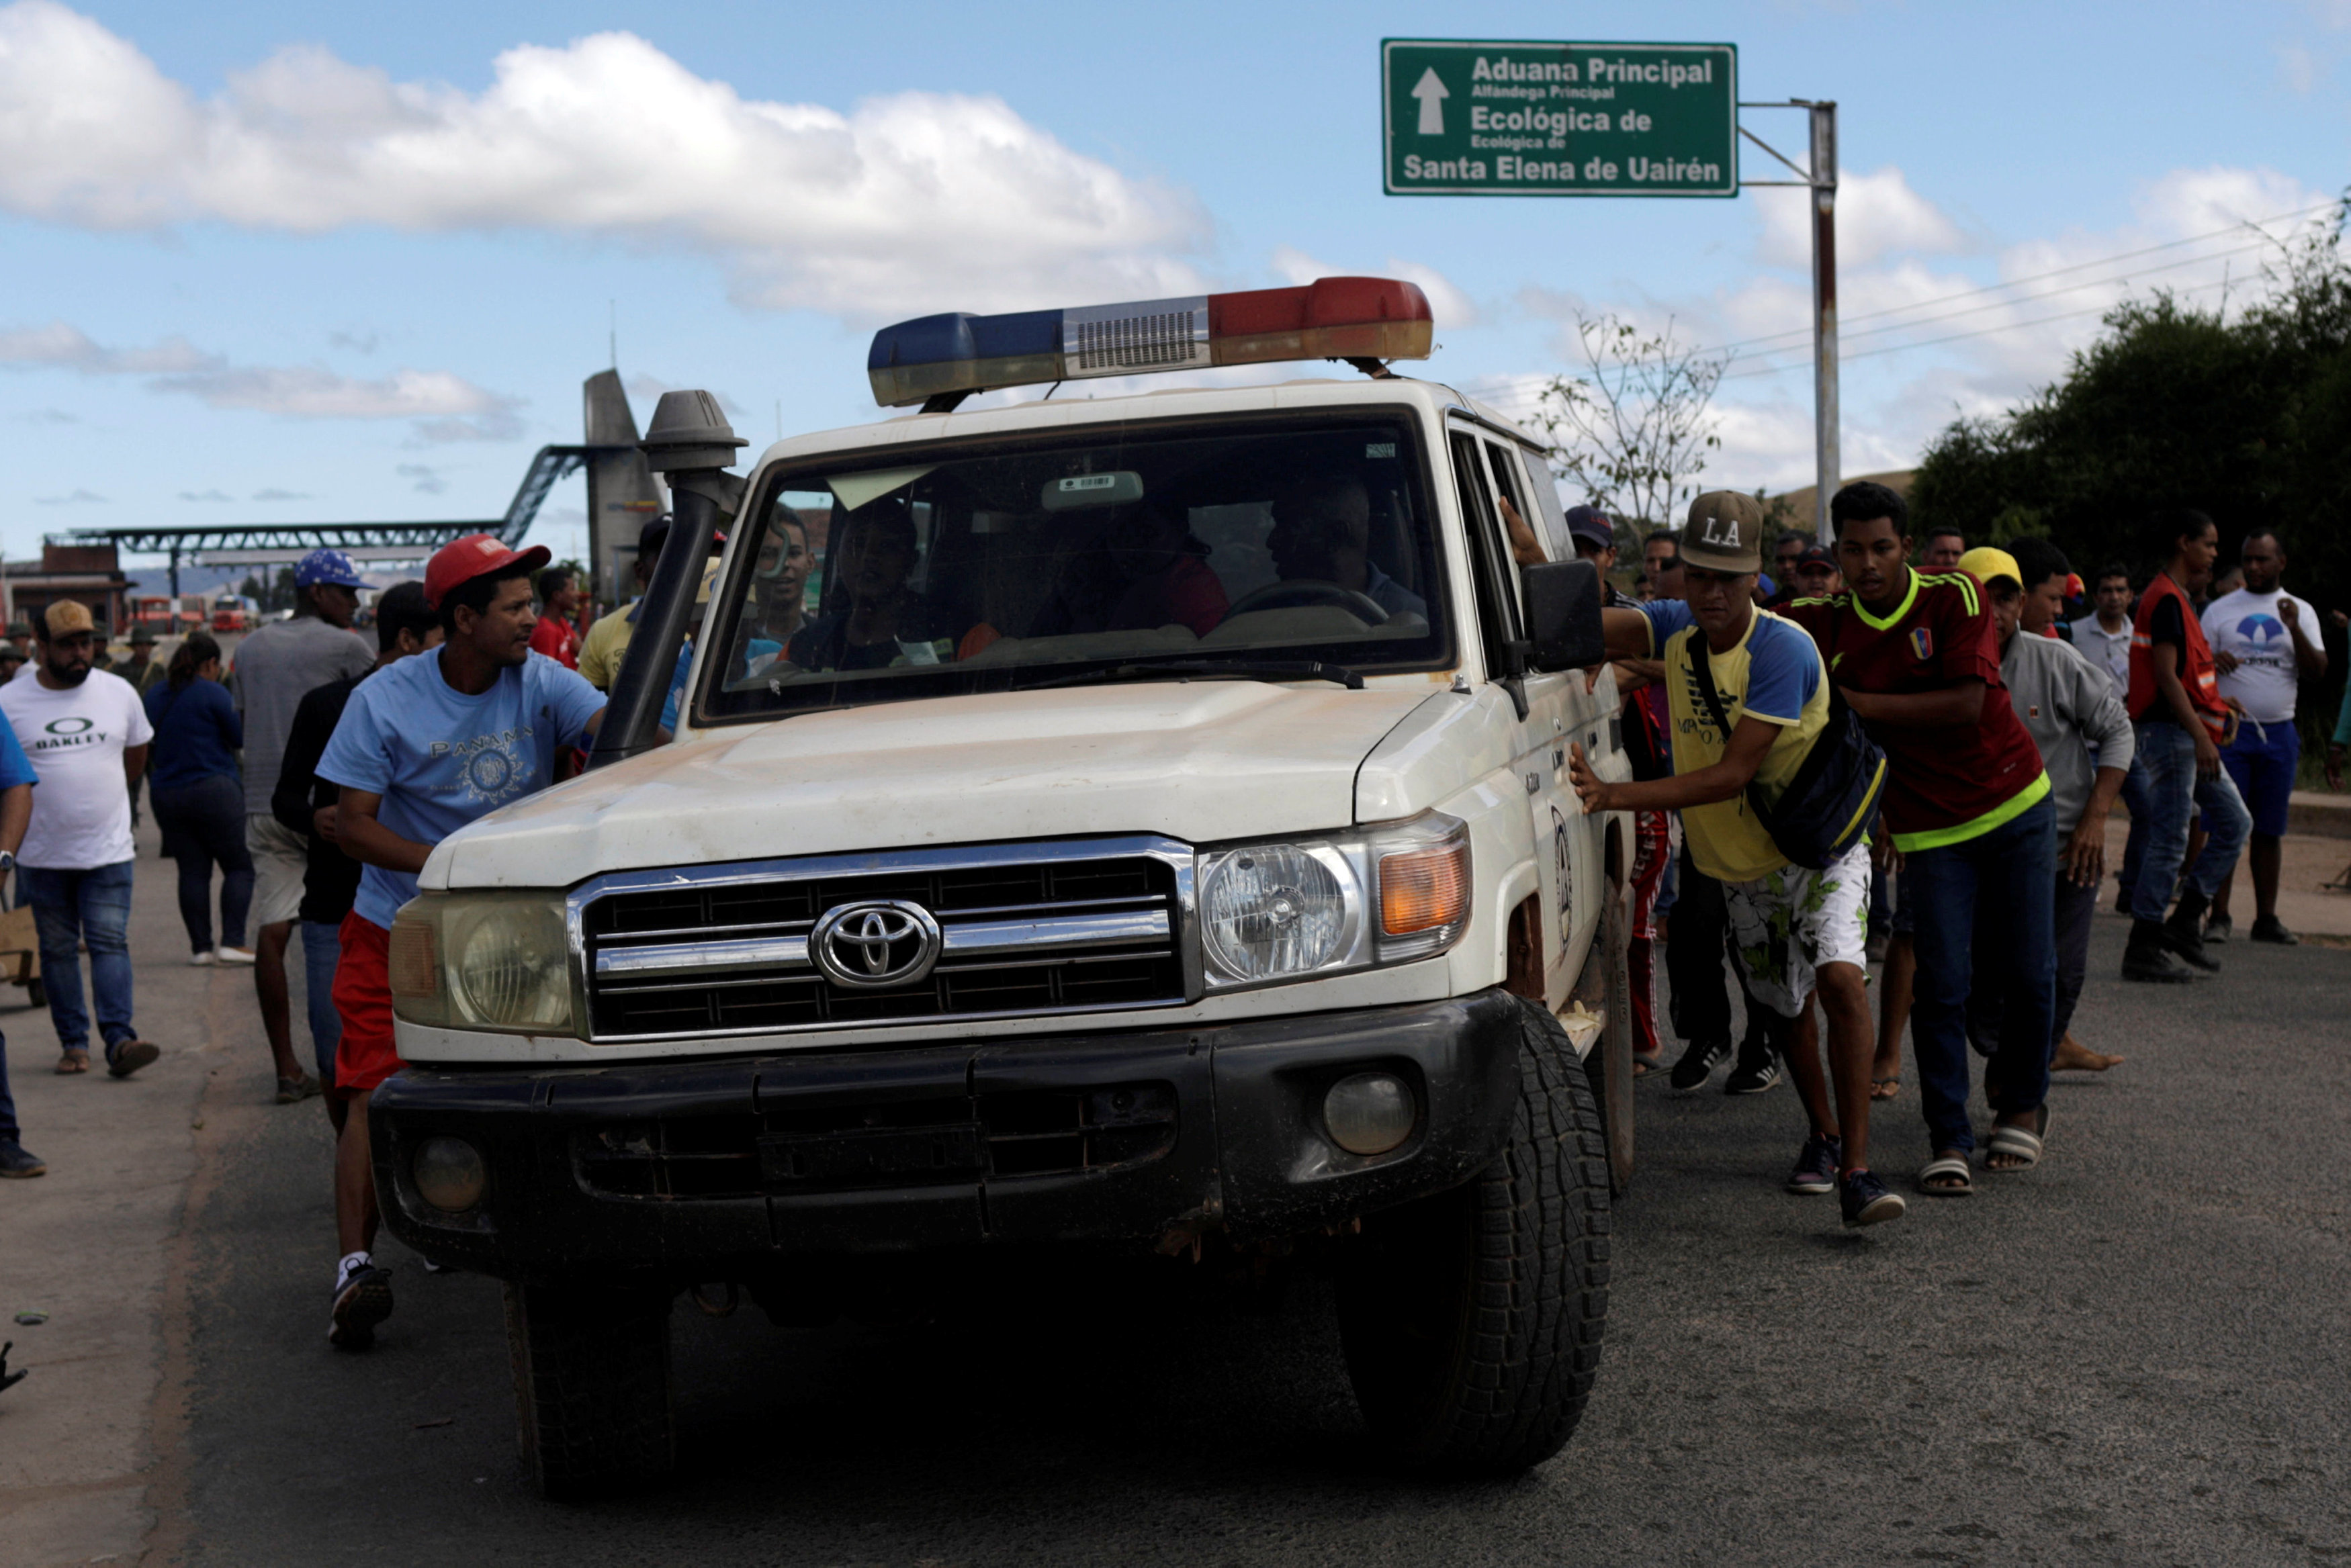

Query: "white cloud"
left=0, top=2, right=1208, bottom=318
left=35, top=487, right=104, bottom=504
left=251, top=487, right=309, bottom=501
left=396, top=462, right=447, bottom=494
left=13, top=406, right=77, bottom=423
left=625, top=372, right=745, bottom=419
left=1754, top=166, right=1969, bottom=269
left=1270, top=246, right=1480, bottom=328
left=2278, top=42, right=2322, bottom=91
left=1, top=315, right=524, bottom=438
left=178, top=488, right=232, bottom=502
left=0, top=320, right=219, bottom=375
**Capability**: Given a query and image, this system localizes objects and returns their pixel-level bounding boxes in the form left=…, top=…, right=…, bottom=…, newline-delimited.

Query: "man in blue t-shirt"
left=314, top=534, right=609, bottom=1349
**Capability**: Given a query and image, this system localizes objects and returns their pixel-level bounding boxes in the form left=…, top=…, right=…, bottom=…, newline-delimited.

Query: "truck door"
left=1447, top=426, right=1584, bottom=1011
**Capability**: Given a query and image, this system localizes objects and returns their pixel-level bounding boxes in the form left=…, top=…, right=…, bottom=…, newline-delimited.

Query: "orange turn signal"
left=1380, top=841, right=1470, bottom=936
left=388, top=916, right=439, bottom=1003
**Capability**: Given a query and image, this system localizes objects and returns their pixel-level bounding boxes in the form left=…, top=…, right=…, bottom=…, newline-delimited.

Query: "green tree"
left=1911, top=199, right=2351, bottom=729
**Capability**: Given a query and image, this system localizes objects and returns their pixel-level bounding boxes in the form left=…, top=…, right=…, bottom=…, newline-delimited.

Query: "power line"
left=1718, top=273, right=2237, bottom=379
left=1697, top=196, right=2340, bottom=357
left=1467, top=214, right=2316, bottom=416
left=1727, top=234, right=2274, bottom=367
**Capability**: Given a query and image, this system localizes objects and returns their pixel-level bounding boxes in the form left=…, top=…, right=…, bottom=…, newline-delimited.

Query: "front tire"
left=1334, top=997, right=1612, bottom=1475
left=506, top=1282, right=676, bottom=1502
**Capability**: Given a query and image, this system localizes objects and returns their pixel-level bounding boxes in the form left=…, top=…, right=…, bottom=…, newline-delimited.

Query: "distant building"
left=6, top=544, right=132, bottom=633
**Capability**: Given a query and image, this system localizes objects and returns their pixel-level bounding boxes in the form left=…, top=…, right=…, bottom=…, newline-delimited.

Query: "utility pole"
left=1806, top=101, right=1839, bottom=512
left=1739, top=99, right=1840, bottom=516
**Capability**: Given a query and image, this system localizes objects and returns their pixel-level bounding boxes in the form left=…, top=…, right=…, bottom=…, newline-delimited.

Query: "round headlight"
left=1203, top=845, right=1348, bottom=982
left=446, top=902, right=570, bottom=1030
left=1323, top=1072, right=1416, bottom=1156
left=412, top=1136, right=486, bottom=1213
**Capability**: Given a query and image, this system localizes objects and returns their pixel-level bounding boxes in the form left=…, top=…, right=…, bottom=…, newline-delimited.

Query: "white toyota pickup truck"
left=369, top=277, right=1638, bottom=1497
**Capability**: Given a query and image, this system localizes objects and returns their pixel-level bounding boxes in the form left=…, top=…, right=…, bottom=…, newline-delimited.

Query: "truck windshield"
left=695, top=414, right=1450, bottom=723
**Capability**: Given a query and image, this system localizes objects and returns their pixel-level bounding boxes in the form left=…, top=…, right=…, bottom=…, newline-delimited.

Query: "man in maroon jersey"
left=1783, top=481, right=2056, bottom=1197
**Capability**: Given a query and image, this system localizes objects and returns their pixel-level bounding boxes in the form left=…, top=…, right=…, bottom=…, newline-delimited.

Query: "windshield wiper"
left=1022, top=659, right=1364, bottom=692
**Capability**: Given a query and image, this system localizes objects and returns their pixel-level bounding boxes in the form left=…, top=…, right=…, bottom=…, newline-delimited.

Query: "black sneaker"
left=2250, top=915, right=2300, bottom=946
left=1726, top=1045, right=1781, bottom=1095
left=1669, top=1037, right=1731, bottom=1091
left=0, top=1140, right=46, bottom=1178
left=1785, top=1133, right=1843, bottom=1195
left=1840, top=1168, right=1907, bottom=1228
left=329, top=1264, right=394, bottom=1351
left=2203, top=914, right=2231, bottom=945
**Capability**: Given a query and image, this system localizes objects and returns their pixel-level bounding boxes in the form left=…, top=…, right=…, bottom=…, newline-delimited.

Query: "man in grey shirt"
left=1970, top=537, right=2133, bottom=1076
left=231, top=551, right=375, bottom=1101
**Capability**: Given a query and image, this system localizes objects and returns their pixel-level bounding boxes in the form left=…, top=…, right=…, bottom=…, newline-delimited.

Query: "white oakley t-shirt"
left=2202, top=587, right=2317, bottom=725
left=0, top=670, right=154, bottom=868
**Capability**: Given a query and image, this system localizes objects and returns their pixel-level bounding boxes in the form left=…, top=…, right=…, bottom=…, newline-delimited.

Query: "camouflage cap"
left=1680, top=492, right=1765, bottom=574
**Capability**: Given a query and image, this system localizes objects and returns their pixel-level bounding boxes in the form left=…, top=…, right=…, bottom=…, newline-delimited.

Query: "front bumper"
left=371, top=990, right=1523, bottom=1283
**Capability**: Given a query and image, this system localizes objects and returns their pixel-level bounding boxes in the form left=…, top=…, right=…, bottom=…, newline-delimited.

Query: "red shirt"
left=529, top=614, right=580, bottom=670
left=1783, top=569, right=2049, bottom=851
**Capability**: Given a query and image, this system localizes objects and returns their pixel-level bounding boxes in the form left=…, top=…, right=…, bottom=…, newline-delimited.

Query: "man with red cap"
left=313, top=534, right=611, bottom=1349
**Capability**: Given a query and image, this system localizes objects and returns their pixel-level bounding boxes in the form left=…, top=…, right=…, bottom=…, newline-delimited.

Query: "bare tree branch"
left=1530, top=314, right=1730, bottom=533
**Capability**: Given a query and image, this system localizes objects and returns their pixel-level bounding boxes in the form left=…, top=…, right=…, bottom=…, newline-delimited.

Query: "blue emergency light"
left=867, top=277, right=1435, bottom=408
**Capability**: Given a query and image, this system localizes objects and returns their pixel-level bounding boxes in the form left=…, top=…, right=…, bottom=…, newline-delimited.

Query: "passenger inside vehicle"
left=785, top=502, right=963, bottom=672
left=1028, top=500, right=1229, bottom=640
left=1264, top=473, right=1429, bottom=620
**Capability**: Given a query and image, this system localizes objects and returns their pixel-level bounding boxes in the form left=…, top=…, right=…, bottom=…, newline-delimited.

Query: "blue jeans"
left=300, top=919, right=343, bottom=1087
left=0, top=1030, right=17, bottom=1143
left=1906, top=797, right=2057, bottom=1156
left=2129, top=721, right=2250, bottom=923
left=21, top=861, right=137, bottom=1053
left=2116, top=750, right=2154, bottom=908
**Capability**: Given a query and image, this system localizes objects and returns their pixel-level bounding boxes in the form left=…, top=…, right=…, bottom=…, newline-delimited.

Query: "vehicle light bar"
left=867, top=277, right=1435, bottom=408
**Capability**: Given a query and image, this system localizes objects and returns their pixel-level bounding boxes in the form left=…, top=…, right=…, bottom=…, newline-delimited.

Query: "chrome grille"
left=575, top=839, right=1194, bottom=1042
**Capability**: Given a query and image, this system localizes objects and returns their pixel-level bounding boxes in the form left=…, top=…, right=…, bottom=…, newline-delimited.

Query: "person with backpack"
left=1568, top=491, right=1902, bottom=1231
left=142, top=631, right=265, bottom=976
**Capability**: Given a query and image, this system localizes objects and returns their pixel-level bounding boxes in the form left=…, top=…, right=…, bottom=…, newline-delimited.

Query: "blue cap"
left=295, top=548, right=369, bottom=590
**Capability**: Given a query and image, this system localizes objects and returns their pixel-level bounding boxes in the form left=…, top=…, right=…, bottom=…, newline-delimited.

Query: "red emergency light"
left=867, top=277, right=1435, bottom=408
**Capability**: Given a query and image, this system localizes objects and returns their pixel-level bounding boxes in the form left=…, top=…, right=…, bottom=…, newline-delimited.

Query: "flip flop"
left=1917, top=1154, right=1973, bottom=1196
left=1632, top=1053, right=1666, bottom=1078
left=1986, top=1106, right=2051, bottom=1172
left=1869, top=1074, right=1900, bottom=1101
left=53, top=1050, right=89, bottom=1075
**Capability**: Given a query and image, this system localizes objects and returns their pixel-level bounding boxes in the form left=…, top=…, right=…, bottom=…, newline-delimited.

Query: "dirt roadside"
left=0, top=822, right=308, bottom=1568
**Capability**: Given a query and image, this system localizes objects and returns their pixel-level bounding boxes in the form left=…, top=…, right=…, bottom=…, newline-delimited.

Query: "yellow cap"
left=1955, top=545, right=2021, bottom=591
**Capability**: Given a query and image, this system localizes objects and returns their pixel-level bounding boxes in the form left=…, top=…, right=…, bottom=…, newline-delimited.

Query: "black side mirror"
left=1521, top=558, right=1606, bottom=672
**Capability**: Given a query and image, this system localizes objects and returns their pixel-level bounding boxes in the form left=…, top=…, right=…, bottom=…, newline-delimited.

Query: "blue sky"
left=5, top=0, right=2348, bottom=569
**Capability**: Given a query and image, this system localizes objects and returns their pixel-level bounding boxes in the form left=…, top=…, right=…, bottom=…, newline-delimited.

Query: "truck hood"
left=431, top=680, right=1443, bottom=890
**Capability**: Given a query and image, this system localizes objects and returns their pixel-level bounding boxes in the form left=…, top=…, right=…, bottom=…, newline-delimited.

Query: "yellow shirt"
left=1642, top=603, right=1833, bottom=884
left=576, top=602, right=635, bottom=692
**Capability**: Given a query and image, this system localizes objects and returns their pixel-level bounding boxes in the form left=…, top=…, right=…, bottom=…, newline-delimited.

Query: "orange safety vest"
left=2125, top=573, right=2226, bottom=737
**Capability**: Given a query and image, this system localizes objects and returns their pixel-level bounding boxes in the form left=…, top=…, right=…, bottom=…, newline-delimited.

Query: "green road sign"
left=1382, top=39, right=1738, bottom=197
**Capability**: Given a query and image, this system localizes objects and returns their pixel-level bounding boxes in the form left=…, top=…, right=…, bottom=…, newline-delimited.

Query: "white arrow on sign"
left=1411, top=66, right=1449, bottom=135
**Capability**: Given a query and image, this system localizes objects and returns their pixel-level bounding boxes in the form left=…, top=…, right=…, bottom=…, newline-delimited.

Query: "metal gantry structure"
left=54, top=443, right=628, bottom=595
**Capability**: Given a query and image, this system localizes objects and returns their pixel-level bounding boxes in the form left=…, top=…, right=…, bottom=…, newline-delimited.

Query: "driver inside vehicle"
left=785, top=502, right=961, bottom=672
left=1267, top=473, right=1427, bottom=619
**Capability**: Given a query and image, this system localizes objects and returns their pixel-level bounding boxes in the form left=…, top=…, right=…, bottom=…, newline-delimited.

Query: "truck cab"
left=369, top=279, right=1638, bottom=1497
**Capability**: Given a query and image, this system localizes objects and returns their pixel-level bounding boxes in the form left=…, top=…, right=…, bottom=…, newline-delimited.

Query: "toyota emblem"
left=809, top=898, right=943, bottom=990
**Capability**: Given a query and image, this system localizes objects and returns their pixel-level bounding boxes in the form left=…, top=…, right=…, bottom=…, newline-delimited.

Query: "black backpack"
left=1684, top=627, right=1887, bottom=871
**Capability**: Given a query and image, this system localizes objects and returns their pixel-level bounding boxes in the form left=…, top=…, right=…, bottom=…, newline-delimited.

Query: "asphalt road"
left=163, top=914, right=2350, bottom=1567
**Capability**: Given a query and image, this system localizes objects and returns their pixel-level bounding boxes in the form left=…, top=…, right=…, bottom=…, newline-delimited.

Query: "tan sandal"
left=54, top=1049, right=89, bottom=1074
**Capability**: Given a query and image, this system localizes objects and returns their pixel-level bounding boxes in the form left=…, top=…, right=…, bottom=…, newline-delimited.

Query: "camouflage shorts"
left=1720, top=838, right=1873, bottom=1019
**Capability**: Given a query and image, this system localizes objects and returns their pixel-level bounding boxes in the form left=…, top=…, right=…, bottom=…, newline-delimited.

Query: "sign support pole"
left=1806, top=101, right=1839, bottom=515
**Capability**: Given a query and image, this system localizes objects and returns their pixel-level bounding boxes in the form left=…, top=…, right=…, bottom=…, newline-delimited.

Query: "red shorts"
left=332, top=911, right=403, bottom=1100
